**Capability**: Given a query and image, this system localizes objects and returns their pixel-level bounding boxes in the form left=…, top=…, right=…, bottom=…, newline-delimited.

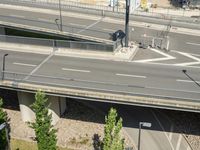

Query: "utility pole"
left=125, top=0, right=130, bottom=47
left=58, top=0, right=63, bottom=31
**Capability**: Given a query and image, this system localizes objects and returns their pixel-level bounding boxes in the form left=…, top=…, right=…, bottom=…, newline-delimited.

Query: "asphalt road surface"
left=79, top=100, right=192, bottom=150
left=0, top=6, right=199, bottom=55
left=1, top=50, right=200, bottom=101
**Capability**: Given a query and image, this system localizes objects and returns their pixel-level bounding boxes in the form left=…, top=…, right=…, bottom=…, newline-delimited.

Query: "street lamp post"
left=0, top=122, right=10, bottom=150
left=55, top=18, right=60, bottom=31
left=125, top=0, right=130, bottom=47
left=138, top=122, right=152, bottom=150
left=58, top=0, right=63, bottom=31
left=2, top=53, right=8, bottom=80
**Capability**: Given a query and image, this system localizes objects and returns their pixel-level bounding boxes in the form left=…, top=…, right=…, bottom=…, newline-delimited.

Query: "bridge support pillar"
left=0, top=27, right=5, bottom=35
left=18, top=92, right=67, bottom=125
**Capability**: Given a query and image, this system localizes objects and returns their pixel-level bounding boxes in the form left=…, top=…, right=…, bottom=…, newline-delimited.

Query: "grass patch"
left=10, top=138, right=74, bottom=150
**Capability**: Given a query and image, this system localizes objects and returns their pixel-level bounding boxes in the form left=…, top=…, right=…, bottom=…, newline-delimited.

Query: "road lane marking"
left=13, top=62, right=36, bottom=67
left=174, top=51, right=200, bottom=66
left=171, top=50, right=200, bottom=57
left=38, top=18, right=52, bottom=22
left=103, top=28, right=115, bottom=32
left=24, top=52, right=55, bottom=80
left=169, top=124, right=174, bottom=141
left=187, top=145, right=191, bottom=150
left=147, top=86, right=200, bottom=94
left=133, top=48, right=175, bottom=63
left=176, top=135, right=182, bottom=150
left=151, top=110, right=175, bottom=150
left=77, top=17, right=104, bottom=33
left=116, top=73, right=146, bottom=78
left=9, top=14, right=25, bottom=18
left=186, top=42, right=200, bottom=46
left=62, top=68, right=90, bottom=73
left=176, top=79, right=200, bottom=84
left=69, top=23, right=87, bottom=27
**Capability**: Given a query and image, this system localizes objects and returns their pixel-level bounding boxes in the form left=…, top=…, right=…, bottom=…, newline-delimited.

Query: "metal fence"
left=0, top=35, right=115, bottom=51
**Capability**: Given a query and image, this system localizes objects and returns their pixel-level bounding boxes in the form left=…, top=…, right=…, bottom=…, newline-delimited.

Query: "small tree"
left=0, top=98, right=8, bottom=150
left=29, top=91, right=57, bottom=150
left=103, top=107, right=124, bottom=150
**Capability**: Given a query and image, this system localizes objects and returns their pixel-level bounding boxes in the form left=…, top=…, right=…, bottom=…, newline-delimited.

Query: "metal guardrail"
left=0, top=35, right=115, bottom=51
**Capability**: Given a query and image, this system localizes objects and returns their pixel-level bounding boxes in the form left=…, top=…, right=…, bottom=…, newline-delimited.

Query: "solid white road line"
left=13, top=62, right=37, bottom=67
left=24, top=52, right=55, bottom=80
left=9, top=14, right=25, bottom=18
left=176, top=134, right=182, bottom=150
left=169, top=124, right=174, bottom=141
left=186, top=42, right=200, bottom=46
left=187, top=145, right=191, bottom=150
left=62, top=68, right=90, bottom=73
left=116, top=73, right=146, bottom=78
left=176, top=79, right=200, bottom=84
left=151, top=110, right=175, bottom=150
left=77, top=17, right=103, bottom=33
left=174, top=51, right=200, bottom=66
left=134, top=48, right=175, bottom=63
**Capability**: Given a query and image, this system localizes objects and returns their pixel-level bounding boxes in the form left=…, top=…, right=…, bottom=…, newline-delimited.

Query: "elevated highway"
left=0, top=50, right=200, bottom=113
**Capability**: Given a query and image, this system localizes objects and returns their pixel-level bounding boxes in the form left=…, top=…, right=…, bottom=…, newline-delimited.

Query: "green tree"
left=0, top=98, right=8, bottom=150
left=29, top=91, right=57, bottom=150
left=103, top=107, right=124, bottom=150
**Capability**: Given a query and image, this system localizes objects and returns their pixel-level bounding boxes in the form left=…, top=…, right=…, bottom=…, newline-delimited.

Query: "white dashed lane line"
left=13, top=62, right=37, bottom=67
left=38, top=18, right=53, bottom=22
left=9, top=14, right=25, bottom=18
left=69, top=23, right=87, bottom=27
left=62, top=68, right=91, bottom=73
left=116, top=73, right=146, bottom=78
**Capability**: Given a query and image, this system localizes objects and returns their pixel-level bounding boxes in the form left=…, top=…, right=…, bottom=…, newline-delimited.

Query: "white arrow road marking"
left=116, top=73, right=146, bottom=78
left=134, top=48, right=175, bottom=63
left=62, top=68, right=90, bottom=73
left=174, top=51, right=200, bottom=66
left=13, top=62, right=37, bottom=67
